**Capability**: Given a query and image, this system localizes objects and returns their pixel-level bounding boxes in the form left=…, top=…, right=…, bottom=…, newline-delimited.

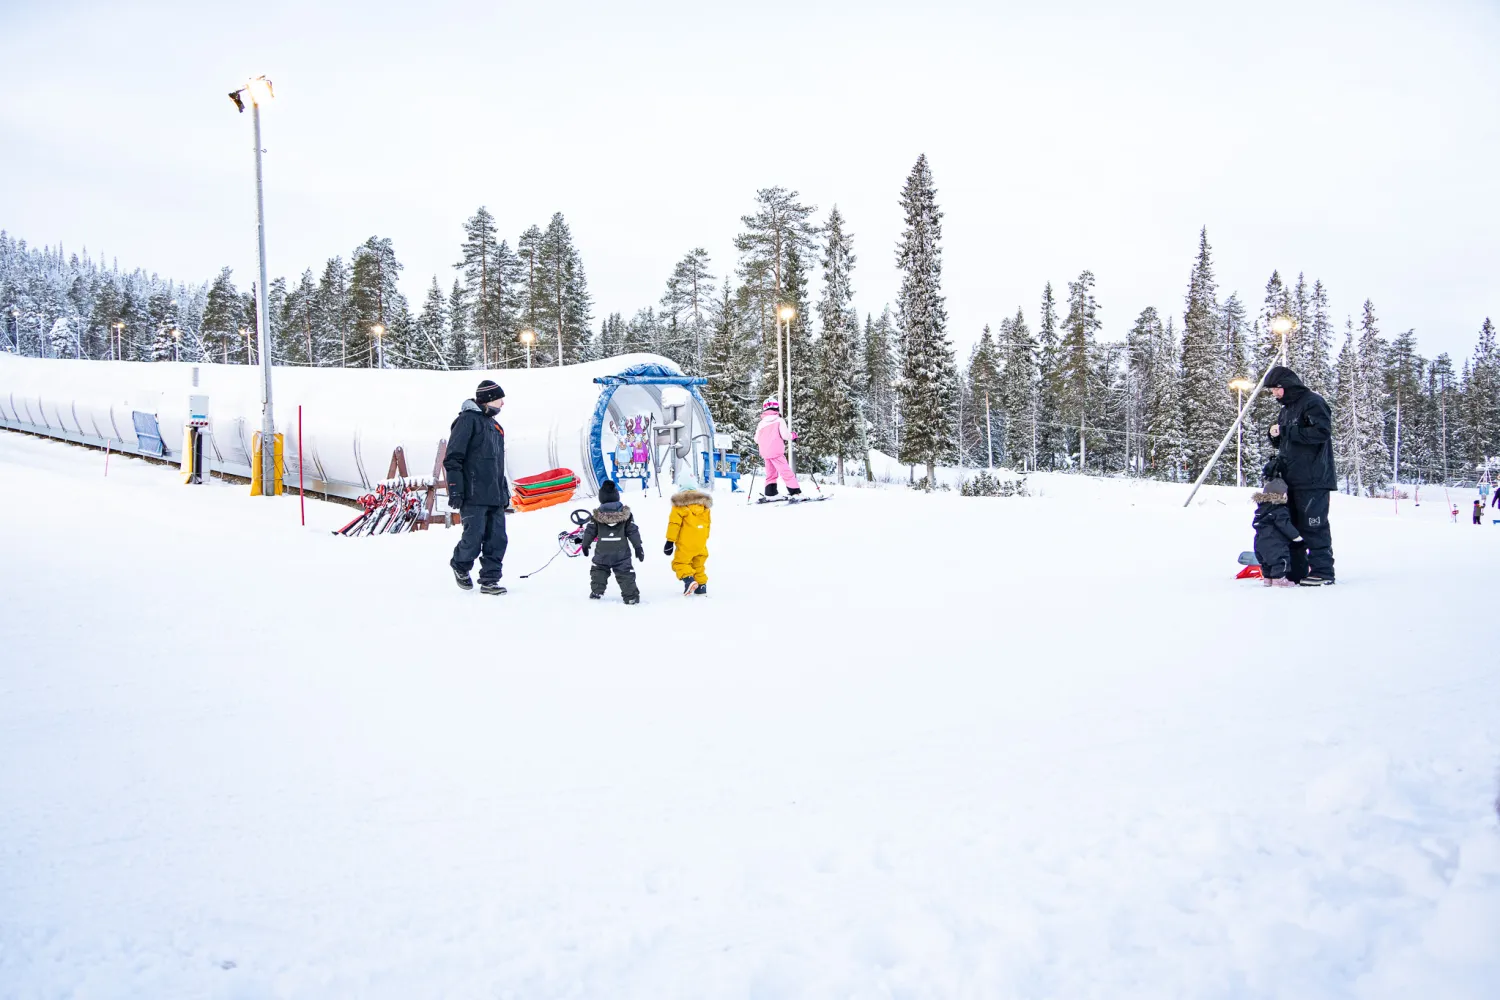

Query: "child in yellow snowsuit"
left=664, top=474, right=712, bottom=595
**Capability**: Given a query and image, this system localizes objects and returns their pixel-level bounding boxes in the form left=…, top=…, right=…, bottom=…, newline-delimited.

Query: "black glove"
left=448, top=492, right=463, bottom=510
left=663, top=540, right=674, bottom=555
left=581, top=546, right=591, bottom=557
left=635, top=549, right=645, bottom=562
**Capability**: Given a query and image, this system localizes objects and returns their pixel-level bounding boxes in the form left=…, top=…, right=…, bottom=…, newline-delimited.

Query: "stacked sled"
left=511, top=468, right=578, bottom=513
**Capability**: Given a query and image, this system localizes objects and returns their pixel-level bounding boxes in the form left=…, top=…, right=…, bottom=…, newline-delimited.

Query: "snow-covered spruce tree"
left=1125, top=307, right=1161, bottom=474
left=349, top=237, right=404, bottom=368
left=1219, top=292, right=1249, bottom=386
left=1305, top=279, right=1335, bottom=392
left=276, top=270, right=315, bottom=366
left=1148, top=317, right=1187, bottom=479
left=414, top=277, right=450, bottom=369
left=456, top=208, right=504, bottom=368
left=863, top=308, right=898, bottom=459
left=534, top=213, right=593, bottom=365
left=1176, top=229, right=1233, bottom=482
left=894, top=155, right=958, bottom=484
left=996, top=307, right=1039, bottom=470
left=1057, top=270, right=1103, bottom=470
left=811, top=207, right=861, bottom=482
left=660, top=248, right=714, bottom=374
left=1353, top=300, right=1391, bottom=491
left=446, top=279, right=472, bottom=369
left=200, top=267, right=243, bottom=364
left=1383, top=328, right=1424, bottom=483
left=1245, top=269, right=1293, bottom=472
left=781, top=242, right=817, bottom=444
left=701, top=279, right=757, bottom=461
left=962, top=326, right=1002, bottom=468
left=1035, top=282, right=1065, bottom=469
left=1423, top=353, right=1458, bottom=482
left=313, top=257, right=352, bottom=367
left=1465, top=318, right=1500, bottom=469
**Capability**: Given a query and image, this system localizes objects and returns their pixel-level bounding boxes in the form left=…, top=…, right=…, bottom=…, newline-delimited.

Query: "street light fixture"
left=1229, top=377, right=1255, bottom=487
left=228, top=73, right=277, bottom=498
left=1270, top=315, right=1293, bottom=366
left=371, top=323, right=385, bottom=369
left=519, top=328, right=536, bottom=369
left=113, top=321, right=125, bottom=361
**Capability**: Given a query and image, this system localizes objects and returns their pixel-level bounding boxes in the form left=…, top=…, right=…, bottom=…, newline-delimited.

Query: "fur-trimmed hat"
left=475, top=379, right=505, bottom=404
left=1263, top=477, right=1288, bottom=496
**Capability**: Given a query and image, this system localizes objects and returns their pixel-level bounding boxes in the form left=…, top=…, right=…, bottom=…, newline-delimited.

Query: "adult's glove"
left=448, top=492, right=464, bottom=510
left=663, top=540, right=674, bottom=555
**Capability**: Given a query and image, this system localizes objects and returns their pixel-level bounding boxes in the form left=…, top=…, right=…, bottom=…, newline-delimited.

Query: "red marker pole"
left=298, top=405, right=306, bottom=526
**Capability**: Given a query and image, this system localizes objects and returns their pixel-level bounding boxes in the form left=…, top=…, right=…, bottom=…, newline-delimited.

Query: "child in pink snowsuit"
left=755, top=398, right=801, bottom=498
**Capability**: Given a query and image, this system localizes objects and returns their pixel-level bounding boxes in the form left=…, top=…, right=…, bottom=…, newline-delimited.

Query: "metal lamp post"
left=1229, top=377, right=1254, bottom=486
left=172, top=328, right=181, bottom=362
left=776, top=303, right=796, bottom=464
left=371, top=323, right=385, bottom=369
left=229, top=75, right=277, bottom=497
left=520, top=328, right=536, bottom=368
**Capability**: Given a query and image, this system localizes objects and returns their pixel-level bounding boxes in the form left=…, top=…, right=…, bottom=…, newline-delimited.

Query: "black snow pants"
left=1287, top=488, right=1334, bottom=582
left=452, top=504, right=508, bottom=584
left=590, top=561, right=639, bottom=600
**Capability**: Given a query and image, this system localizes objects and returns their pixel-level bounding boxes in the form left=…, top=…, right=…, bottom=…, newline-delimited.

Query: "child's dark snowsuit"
left=1476, top=501, right=1485, bottom=525
left=580, top=500, right=645, bottom=599
left=1253, top=490, right=1303, bottom=580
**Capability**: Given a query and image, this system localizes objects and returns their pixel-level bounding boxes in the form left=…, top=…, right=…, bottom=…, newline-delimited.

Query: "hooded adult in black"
left=1265, top=365, right=1336, bottom=585
left=445, top=379, right=509, bottom=593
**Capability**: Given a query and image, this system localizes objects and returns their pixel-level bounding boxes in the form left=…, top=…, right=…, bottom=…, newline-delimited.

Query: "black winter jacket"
left=1269, top=378, right=1337, bottom=491
left=444, top=400, right=508, bottom=507
left=580, top=503, right=644, bottom=566
left=1252, top=493, right=1302, bottom=579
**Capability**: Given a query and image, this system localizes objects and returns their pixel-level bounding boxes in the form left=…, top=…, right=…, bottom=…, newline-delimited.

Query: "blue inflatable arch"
left=589, top=363, right=716, bottom=491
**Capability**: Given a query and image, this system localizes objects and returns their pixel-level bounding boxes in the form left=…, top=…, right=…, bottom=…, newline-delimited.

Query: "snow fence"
left=0, top=353, right=715, bottom=500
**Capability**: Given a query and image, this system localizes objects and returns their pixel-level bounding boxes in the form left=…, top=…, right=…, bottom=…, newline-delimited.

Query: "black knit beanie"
left=475, top=379, right=505, bottom=405
left=597, top=480, right=620, bottom=503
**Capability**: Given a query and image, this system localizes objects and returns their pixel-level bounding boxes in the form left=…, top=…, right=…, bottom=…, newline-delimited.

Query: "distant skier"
left=580, top=479, right=645, bottom=604
left=755, top=398, right=801, bottom=499
left=445, top=379, right=509, bottom=594
left=664, top=472, right=712, bottom=595
left=1267, top=366, right=1336, bottom=586
left=1252, top=475, right=1303, bottom=588
left=1475, top=499, right=1485, bottom=525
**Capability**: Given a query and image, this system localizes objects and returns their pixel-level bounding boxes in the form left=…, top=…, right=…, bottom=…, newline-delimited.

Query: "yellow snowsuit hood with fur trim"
left=666, top=488, right=712, bottom=584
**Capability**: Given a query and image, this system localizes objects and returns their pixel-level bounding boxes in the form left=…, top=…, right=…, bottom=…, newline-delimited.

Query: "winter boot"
left=451, top=564, right=473, bottom=591
left=764, top=482, right=778, bottom=497
left=787, top=487, right=802, bottom=496
left=1269, top=577, right=1298, bottom=588
left=1297, top=576, right=1331, bottom=587
left=692, top=583, right=707, bottom=596
left=681, top=576, right=699, bottom=595
left=1261, top=578, right=1273, bottom=588
left=479, top=582, right=508, bottom=595
left=589, top=592, right=602, bottom=600
left=624, top=595, right=640, bottom=605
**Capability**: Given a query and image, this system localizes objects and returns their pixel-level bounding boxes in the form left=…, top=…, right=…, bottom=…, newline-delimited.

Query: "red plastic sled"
left=1236, top=565, right=1263, bottom=579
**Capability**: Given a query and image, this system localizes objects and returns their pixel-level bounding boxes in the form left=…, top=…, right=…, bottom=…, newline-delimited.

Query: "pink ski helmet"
left=763, top=397, right=780, bottom=412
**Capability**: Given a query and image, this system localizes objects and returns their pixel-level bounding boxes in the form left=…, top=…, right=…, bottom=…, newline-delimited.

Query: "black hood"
left=1266, top=366, right=1307, bottom=405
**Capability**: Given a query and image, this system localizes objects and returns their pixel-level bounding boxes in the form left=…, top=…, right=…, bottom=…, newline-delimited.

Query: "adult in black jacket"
left=445, top=379, right=509, bottom=593
left=1266, top=365, right=1336, bottom=585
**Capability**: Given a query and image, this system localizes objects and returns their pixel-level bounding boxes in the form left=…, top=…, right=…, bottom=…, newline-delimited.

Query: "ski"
left=754, top=495, right=832, bottom=505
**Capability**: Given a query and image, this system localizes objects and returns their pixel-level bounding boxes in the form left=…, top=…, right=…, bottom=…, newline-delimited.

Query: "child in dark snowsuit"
left=1476, top=500, right=1485, bottom=525
left=1253, top=476, right=1304, bottom=587
left=580, top=480, right=645, bottom=603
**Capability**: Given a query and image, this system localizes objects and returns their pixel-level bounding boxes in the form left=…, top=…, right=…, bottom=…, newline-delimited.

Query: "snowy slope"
left=1, top=429, right=1497, bottom=999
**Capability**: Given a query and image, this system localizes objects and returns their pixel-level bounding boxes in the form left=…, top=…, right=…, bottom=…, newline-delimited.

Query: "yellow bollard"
left=250, top=432, right=286, bottom=496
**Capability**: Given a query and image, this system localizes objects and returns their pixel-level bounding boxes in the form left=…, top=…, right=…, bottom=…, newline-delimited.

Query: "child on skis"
left=1252, top=475, right=1304, bottom=587
left=580, top=480, right=645, bottom=603
left=755, top=398, right=801, bottom=499
left=664, top=472, right=712, bottom=595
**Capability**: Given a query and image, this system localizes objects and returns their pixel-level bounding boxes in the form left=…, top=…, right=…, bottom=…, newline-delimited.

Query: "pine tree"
left=734, top=186, right=820, bottom=407
left=1148, top=316, right=1186, bottom=479
left=1036, top=282, right=1064, bottom=469
left=1384, top=327, right=1423, bottom=483
left=201, top=267, right=243, bottom=364
left=1425, top=353, right=1458, bottom=482
left=701, top=280, right=757, bottom=461
left=314, top=257, right=352, bottom=366
left=893, top=154, right=958, bottom=483
left=810, top=208, right=860, bottom=482
left=456, top=208, right=502, bottom=368
left=1125, top=306, right=1161, bottom=474
left=534, top=213, right=592, bottom=365
left=348, top=237, right=404, bottom=367
left=1466, top=318, right=1500, bottom=470
left=447, top=279, right=471, bottom=369
left=660, top=248, right=714, bottom=372
left=996, top=306, right=1039, bottom=470
left=279, top=270, right=317, bottom=366
left=1057, top=270, right=1103, bottom=469
left=1178, top=228, right=1233, bottom=482
left=414, top=277, right=449, bottom=369
left=1305, top=280, right=1334, bottom=391
left=963, top=326, right=1002, bottom=468
left=863, top=308, right=898, bottom=459
left=1219, top=293, right=1250, bottom=384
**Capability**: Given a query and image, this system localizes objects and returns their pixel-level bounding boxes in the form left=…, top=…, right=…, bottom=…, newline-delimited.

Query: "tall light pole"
left=371, top=323, right=385, bottom=369
left=230, top=75, right=277, bottom=497
left=1229, top=377, right=1254, bottom=487
left=777, top=304, right=796, bottom=466
left=519, top=328, right=535, bottom=369
left=114, top=321, right=125, bottom=361
left=172, top=328, right=182, bottom=362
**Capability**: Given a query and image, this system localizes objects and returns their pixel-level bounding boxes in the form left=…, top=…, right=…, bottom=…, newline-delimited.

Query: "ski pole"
left=745, top=468, right=757, bottom=504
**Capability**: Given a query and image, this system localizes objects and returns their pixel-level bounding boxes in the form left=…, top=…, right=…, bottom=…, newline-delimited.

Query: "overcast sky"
left=1, top=0, right=1495, bottom=363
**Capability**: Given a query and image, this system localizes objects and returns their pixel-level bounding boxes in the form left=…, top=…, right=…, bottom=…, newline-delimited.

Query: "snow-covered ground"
left=2, top=428, right=1497, bottom=999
